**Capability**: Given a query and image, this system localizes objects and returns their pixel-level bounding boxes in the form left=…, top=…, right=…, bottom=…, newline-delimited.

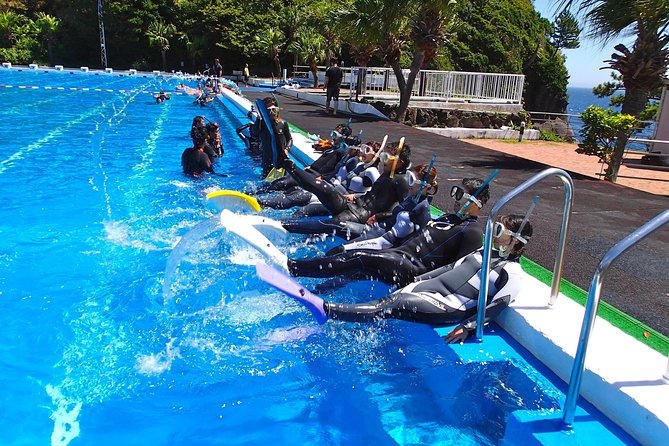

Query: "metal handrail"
left=562, top=208, right=669, bottom=427
left=475, top=168, right=575, bottom=340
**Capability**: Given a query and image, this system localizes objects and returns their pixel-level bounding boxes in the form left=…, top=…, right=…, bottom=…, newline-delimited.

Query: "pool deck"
left=223, top=89, right=669, bottom=445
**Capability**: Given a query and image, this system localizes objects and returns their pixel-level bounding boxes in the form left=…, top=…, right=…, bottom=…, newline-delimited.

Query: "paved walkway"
left=467, top=139, right=669, bottom=196
left=245, top=91, right=669, bottom=335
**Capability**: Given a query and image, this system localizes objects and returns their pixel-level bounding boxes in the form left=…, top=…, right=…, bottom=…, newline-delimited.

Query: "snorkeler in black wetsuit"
left=257, top=144, right=381, bottom=211
left=182, top=132, right=214, bottom=176
left=287, top=177, right=489, bottom=287
left=237, top=109, right=261, bottom=158
left=281, top=141, right=411, bottom=227
left=260, top=214, right=533, bottom=343
left=327, top=163, right=439, bottom=252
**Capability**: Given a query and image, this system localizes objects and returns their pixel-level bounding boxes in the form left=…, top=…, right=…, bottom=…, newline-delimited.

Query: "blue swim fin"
left=255, top=262, right=327, bottom=324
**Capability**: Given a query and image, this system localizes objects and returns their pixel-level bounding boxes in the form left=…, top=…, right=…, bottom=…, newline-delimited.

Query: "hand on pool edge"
left=443, top=325, right=469, bottom=344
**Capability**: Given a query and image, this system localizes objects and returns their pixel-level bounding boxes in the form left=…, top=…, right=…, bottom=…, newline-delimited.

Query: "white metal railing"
left=292, top=65, right=524, bottom=104
left=421, top=70, right=525, bottom=103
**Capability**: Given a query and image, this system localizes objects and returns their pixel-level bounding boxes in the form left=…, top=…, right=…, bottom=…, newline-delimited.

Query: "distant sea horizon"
left=566, top=86, right=620, bottom=115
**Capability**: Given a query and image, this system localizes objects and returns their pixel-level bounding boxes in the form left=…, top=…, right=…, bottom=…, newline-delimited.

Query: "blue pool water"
left=1, top=69, right=629, bottom=446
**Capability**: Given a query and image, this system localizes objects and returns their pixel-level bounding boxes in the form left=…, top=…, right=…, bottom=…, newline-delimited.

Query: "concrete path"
left=246, top=91, right=669, bottom=336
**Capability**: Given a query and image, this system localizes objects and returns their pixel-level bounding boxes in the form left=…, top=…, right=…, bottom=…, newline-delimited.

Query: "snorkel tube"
left=455, top=169, right=499, bottom=218
left=515, top=195, right=539, bottom=243
left=364, top=135, right=388, bottom=168
left=496, top=195, right=539, bottom=258
left=389, top=137, right=405, bottom=179
left=413, top=154, right=437, bottom=204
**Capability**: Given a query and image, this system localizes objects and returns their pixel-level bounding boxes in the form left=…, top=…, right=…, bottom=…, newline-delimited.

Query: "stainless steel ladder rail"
left=475, top=168, right=575, bottom=340
left=562, top=208, right=669, bottom=427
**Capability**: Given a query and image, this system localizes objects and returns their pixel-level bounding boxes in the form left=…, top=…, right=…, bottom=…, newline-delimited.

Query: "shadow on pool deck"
left=243, top=91, right=669, bottom=337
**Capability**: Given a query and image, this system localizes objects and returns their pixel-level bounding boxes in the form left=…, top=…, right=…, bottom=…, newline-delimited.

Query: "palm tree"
left=146, top=19, right=177, bottom=71
left=341, top=0, right=456, bottom=122
left=337, top=2, right=379, bottom=66
left=255, top=28, right=285, bottom=78
left=34, top=12, right=60, bottom=65
left=288, top=31, right=326, bottom=87
left=185, top=34, right=207, bottom=73
left=560, top=0, right=669, bottom=181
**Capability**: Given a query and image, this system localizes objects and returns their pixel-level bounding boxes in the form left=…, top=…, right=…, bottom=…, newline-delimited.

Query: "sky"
left=533, top=0, right=633, bottom=88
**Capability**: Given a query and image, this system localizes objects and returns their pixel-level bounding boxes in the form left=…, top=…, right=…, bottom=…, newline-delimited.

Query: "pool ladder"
left=562, top=208, right=669, bottom=427
left=475, top=167, right=575, bottom=340
left=474, top=167, right=669, bottom=428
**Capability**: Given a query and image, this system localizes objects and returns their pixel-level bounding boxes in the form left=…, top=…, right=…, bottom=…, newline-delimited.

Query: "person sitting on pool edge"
left=330, top=162, right=439, bottom=251
left=257, top=214, right=533, bottom=343
left=285, top=176, right=488, bottom=287
left=256, top=143, right=382, bottom=211
left=280, top=140, right=411, bottom=226
left=181, top=129, right=213, bottom=177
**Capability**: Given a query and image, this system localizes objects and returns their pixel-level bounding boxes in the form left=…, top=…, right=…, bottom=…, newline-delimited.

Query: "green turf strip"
left=521, top=257, right=669, bottom=356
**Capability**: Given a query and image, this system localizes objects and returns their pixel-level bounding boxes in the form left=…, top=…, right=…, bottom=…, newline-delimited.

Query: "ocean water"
left=566, top=86, right=620, bottom=115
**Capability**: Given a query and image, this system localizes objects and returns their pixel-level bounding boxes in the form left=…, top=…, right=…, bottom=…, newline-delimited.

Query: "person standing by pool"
left=212, top=58, right=223, bottom=78
left=243, top=63, right=250, bottom=86
left=182, top=130, right=214, bottom=176
left=253, top=97, right=277, bottom=177
left=269, top=104, right=293, bottom=168
left=259, top=214, right=533, bottom=343
left=254, top=98, right=292, bottom=178
left=323, top=58, right=343, bottom=116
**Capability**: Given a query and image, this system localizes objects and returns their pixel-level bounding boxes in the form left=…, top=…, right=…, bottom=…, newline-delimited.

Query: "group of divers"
left=180, top=95, right=535, bottom=344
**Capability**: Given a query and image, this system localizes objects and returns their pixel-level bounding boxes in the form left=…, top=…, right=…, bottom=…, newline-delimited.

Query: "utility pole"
left=98, top=0, right=108, bottom=68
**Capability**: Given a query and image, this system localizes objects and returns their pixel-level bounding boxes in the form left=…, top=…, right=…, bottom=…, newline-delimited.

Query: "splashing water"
left=162, top=215, right=221, bottom=302
left=46, top=385, right=82, bottom=446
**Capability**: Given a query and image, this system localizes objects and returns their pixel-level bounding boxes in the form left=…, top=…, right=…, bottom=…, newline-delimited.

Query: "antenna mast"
left=98, top=0, right=108, bottom=68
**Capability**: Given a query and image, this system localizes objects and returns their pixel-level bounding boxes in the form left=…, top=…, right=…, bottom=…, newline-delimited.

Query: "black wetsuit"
left=274, top=120, right=293, bottom=161
left=324, top=250, right=521, bottom=330
left=325, top=65, right=343, bottom=104
left=253, top=117, right=273, bottom=176
left=326, top=195, right=433, bottom=254
left=236, top=122, right=259, bottom=154
left=284, top=161, right=409, bottom=225
left=253, top=147, right=344, bottom=196
left=256, top=118, right=292, bottom=176
left=258, top=186, right=315, bottom=209
left=288, top=214, right=482, bottom=286
left=181, top=147, right=213, bottom=175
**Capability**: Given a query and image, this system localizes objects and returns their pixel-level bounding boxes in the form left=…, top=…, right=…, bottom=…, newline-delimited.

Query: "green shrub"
left=539, top=130, right=566, bottom=142
left=576, top=106, right=637, bottom=181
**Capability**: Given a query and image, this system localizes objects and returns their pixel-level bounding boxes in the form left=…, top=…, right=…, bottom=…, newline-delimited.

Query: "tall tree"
left=185, top=34, right=206, bottom=73
left=34, top=11, right=60, bottom=65
left=146, top=19, right=177, bottom=71
left=255, top=27, right=285, bottom=78
left=560, top=0, right=669, bottom=181
left=288, top=30, right=326, bottom=87
left=343, top=0, right=457, bottom=122
left=549, top=9, right=581, bottom=55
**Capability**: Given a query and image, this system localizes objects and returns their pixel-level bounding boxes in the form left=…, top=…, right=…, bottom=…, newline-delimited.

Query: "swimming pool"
left=0, top=68, right=633, bottom=446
